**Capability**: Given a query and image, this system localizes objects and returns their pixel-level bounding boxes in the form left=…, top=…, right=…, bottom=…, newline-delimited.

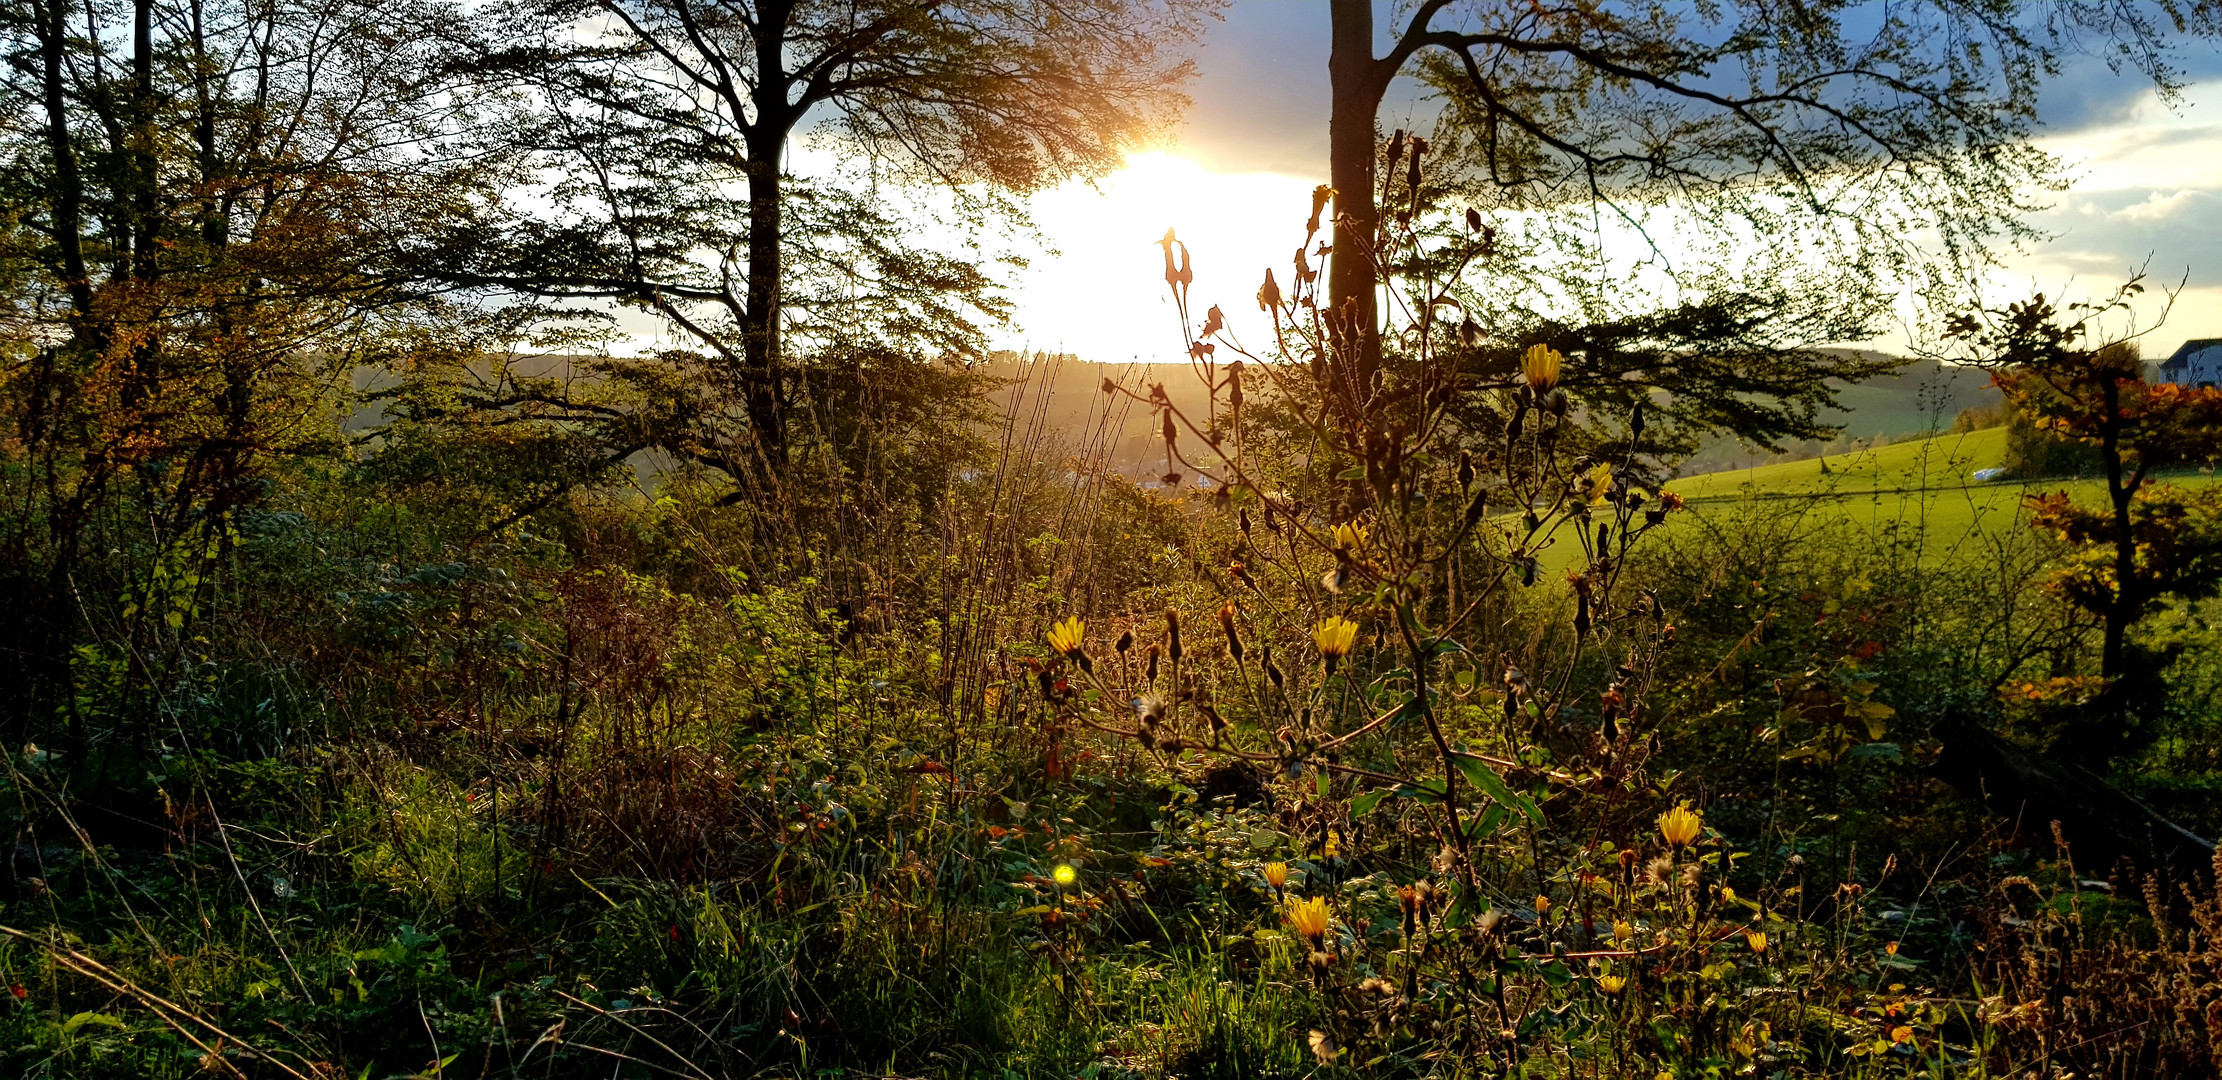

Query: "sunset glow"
left=997, top=152, right=1323, bottom=363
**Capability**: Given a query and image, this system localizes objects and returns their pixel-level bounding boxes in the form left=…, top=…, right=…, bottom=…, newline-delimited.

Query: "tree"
left=0, top=0, right=488, bottom=741
left=441, top=0, right=1213, bottom=468
left=1321, top=0, right=2221, bottom=385
left=1953, top=285, right=2222, bottom=725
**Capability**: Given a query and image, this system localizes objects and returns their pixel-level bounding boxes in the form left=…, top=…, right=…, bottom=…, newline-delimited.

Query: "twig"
left=207, top=794, right=315, bottom=1003
left=553, top=990, right=719, bottom=1080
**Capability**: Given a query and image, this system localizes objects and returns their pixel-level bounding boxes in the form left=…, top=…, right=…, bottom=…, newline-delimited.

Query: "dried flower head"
left=1657, top=804, right=1703, bottom=847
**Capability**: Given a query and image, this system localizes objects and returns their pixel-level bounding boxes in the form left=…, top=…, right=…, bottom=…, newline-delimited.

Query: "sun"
left=998, top=152, right=1325, bottom=363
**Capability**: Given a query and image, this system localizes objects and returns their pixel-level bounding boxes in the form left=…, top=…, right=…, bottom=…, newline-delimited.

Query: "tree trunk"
left=743, top=4, right=794, bottom=468
left=37, top=0, right=91, bottom=317
left=1327, top=0, right=1383, bottom=390
left=743, top=139, right=788, bottom=466
left=132, top=0, right=157, bottom=281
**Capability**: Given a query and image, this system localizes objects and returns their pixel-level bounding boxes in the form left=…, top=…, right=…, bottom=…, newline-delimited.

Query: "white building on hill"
left=2160, top=339, right=2222, bottom=388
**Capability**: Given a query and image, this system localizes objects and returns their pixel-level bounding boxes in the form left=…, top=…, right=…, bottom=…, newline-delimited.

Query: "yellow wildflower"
left=1657, top=804, right=1703, bottom=847
left=1045, top=616, right=1085, bottom=657
left=1522, top=343, right=1563, bottom=391
left=1285, top=896, right=1332, bottom=942
left=1313, top=617, right=1359, bottom=660
left=1261, top=862, right=1290, bottom=890
left=1052, top=864, right=1078, bottom=886
left=1613, top=919, right=1634, bottom=944
left=1332, top=521, right=1370, bottom=552
left=1746, top=930, right=1767, bottom=954
left=1584, top=461, right=1612, bottom=504
left=1597, top=974, right=1626, bottom=994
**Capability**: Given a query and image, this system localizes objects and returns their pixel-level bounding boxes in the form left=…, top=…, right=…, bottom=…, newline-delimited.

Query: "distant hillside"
left=981, top=350, right=2000, bottom=481
left=1673, top=353, right=2000, bottom=475
left=978, top=353, right=1219, bottom=479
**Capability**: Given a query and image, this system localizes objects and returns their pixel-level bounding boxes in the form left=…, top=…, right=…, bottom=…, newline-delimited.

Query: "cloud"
left=2110, top=189, right=2206, bottom=222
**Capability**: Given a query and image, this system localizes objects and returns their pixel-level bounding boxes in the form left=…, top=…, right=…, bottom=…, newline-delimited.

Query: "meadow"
left=8, top=3, right=2222, bottom=1076
left=1655, top=426, right=2219, bottom=569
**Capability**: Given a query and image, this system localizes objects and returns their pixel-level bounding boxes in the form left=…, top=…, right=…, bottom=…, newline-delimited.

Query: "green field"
left=1617, top=427, right=2222, bottom=566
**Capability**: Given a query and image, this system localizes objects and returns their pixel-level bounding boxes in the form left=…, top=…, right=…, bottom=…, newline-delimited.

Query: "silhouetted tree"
left=443, top=0, right=1213, bottom=467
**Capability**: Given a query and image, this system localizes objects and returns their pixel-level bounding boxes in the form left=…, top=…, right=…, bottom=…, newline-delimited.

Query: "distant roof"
left=2162, top=339, right=2222, bottom=372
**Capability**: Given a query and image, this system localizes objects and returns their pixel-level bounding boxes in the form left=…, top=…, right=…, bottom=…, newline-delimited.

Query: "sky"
left=990, top=1, right=2222, bottom=367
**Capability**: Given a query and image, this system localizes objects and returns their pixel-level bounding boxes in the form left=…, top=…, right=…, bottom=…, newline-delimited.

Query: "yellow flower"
left=1597, top=974, right=1626, bottom=994
left=1584, top=461, right=1613, bottom=504
left=1312, top=617, right=1359, bottom=659
left=1261, top=862, right=1290, bottom=890
left=1285, top=896, right=1332, bottom=942
left=1745, top=930, right=1768, bottom=954
left=1052, top=864, right=1078, bottom=886
left=1045, top=616, right=1085, bottom=657
left=1522, top=343, right=1563, bottom=391
left=1332, top=521, right=1370, bottom=551
left=1534, top=894, right=1551, bottom=915
left=1613, top=920, right=1634, bottom=944
left=1890, top=1025, right=1915, bottom=1045
left=1657, top=804, right=1703, bottom=847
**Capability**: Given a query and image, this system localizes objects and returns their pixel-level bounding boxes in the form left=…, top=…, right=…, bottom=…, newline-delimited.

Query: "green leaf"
left=63, top=1011, right=125, bottom=1035
left=1452, top=753, right=1543, bottom=825
left=1465, top=803, right=1507, bottom=840
left=1315, top=770, right=1331, bottom=799
left=1440, top=882, right=1474, bottom=928
left=1349, top=789, right=1390, bottom=817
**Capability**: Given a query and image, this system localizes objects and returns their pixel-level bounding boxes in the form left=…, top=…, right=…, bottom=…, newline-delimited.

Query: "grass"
left=1634, top=426, right=2222, bottom=569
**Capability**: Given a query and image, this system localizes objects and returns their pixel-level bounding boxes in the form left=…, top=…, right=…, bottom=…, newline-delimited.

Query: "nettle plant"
left=1022, top=144, right=1885, bottom=1070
